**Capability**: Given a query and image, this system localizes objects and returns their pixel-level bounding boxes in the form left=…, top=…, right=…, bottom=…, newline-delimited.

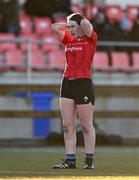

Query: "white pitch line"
left=0, top=170, right=134, bottom=176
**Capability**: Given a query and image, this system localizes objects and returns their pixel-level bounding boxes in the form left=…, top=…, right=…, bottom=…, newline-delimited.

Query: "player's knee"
left=63, top=124, right=74, bottom=133
left=82, top=126, right=90, bottom=134
left=63, top=124, right=72, bottom=133
left=63, top=125, right=69, bottom=133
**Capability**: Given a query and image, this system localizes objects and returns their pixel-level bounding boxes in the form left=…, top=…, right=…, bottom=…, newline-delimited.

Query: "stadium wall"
left=0, top=92, right=139, bottom=140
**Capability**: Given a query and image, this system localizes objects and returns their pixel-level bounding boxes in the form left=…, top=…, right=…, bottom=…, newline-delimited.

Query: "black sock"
left=85, top=153, right=94, bottom=161
left=66, top=154, right=76, bottom=162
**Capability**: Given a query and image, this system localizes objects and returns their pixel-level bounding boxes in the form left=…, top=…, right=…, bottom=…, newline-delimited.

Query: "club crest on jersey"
left=84, top=96, right=89, bottom=102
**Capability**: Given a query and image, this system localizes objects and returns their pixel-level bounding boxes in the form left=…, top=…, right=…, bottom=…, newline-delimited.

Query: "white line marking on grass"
left=0, top=170, right=136, bottom=176
left=0, top=175, right=139, bottom=180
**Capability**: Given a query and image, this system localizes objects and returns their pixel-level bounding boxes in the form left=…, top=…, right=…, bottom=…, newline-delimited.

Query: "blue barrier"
left=31, top=92, right=56, bottom=138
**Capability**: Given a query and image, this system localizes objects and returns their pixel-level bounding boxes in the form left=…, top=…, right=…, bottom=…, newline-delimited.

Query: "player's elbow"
left=51, top=23, right=56, bottom=33
left=51, top=23, right=65, bottom=40
left=80, top=19, right=93, bottom=37
left=51, top=23, right=63, bottom=34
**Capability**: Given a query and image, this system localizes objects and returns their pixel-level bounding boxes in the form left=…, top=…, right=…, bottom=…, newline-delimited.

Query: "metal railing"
left=0, top=37, right=60, bottom=84
left=0, top=37, right=139, bottom=84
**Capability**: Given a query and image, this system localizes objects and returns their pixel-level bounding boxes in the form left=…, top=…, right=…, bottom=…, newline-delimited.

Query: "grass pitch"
left=0, top=146, right=139, bottom=179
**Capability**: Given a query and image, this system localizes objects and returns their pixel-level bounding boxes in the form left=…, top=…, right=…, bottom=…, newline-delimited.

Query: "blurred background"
left=0, top=0, right=139, bottom=147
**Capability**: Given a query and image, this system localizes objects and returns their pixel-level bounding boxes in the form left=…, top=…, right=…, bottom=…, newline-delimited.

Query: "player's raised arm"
left=51, top=23, right=67, bottom=41
left=80, top=18, right=94, bottom=37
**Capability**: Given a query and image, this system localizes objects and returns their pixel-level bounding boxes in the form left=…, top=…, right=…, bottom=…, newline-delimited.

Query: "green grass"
left=0, top=146, right=139, bottom=178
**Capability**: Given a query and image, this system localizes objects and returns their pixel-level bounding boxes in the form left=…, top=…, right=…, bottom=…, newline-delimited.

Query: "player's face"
left=67, top=20, right=83, bottom=37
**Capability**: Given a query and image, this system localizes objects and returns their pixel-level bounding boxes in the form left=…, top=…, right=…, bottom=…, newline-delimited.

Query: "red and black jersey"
left=60, top=30, right=98, bottom=79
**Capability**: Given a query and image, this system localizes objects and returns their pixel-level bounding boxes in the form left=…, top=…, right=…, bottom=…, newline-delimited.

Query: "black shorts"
left=60, top=78, right=95, bottom=105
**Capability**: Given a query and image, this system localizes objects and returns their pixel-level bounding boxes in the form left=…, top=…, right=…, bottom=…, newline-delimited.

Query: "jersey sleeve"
left=60, top=31, right=75, bottom=45
left=88, top=31, right=98, bottom=44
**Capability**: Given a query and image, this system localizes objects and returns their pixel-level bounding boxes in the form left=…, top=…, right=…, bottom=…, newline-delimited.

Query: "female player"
left=51, top=12, right=98, bottom=169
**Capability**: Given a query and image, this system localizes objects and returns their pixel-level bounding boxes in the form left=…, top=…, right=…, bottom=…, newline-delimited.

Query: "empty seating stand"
left=85, top=3, right=99, bottom=20
left=5, top=50, right=25, bottom=71
left=18, top=33, right=39, bottom=52
left=129, top=52, right=139, bottom=82
left=93, top=51, right=110, bottom=72
left=111, top=51, right=130, bottom=73
left=131, top=52, right=139, bottom=72
left=0, top=33, right=18, bottom=71
left=0, top=33, right=17, bottom=52
left=71, top=3, right=83, bottom=13
left=0, top=53, right=9, bottom=71
left=29, top=50, right=47, bottom=71
left=47, top=49, right=65, bottom=72
left=19, top=15, right=33, bottom=34
left=92, top=51, right=111, bottom=82
left=105, top=5, right=123, bottom=22
left=41, top=34, right=60, bottom=53
left=34, top=17, right=52, bottom=35
left=127, top=5, right=139, bottom=22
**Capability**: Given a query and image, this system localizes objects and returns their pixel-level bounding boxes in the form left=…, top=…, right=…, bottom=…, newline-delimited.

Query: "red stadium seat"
left=132, top=52, right=139, bottom=67
left=126, top=5, right=139, bottom=21
left=41, top=34, right=60, bottom=52
left=5, top=50, right=25, bottom=71
left=0, top=53, right=10, bottom=71
left=19, top=33, right=39, bottom=52
left=29, top=50, right=47, bottom=71
left=131, top=52, right=139, bottom=73
left=71, top=3, right=83, bottom=13
left=48, top=49, right=65, bottom=71
left=19, top=15, right=33, bottom=34
left=106, top=5, right=123, bottom=22
left=93, top=51, right=110, bottom=72
left=85, top=3, right=99, bottom=20
left=34, top=17, right=52, bottom=35
left=111, top=51, right=130, bottom=72
left=0, top=33, right=17, bottom=52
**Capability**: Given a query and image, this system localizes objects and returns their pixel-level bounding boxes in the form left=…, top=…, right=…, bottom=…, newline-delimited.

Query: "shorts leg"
left=72, top=79, right=95, bottom=105
left=60, top=78, right=74, bottom=100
